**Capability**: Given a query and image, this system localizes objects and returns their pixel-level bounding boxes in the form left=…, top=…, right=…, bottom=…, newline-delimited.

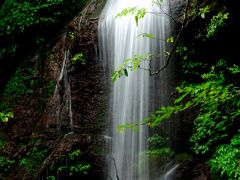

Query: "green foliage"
left=208, top=133, right=240, bottom=179
left=47, top=176, right=56, bottom=180
left=146, top=106, right=178, bottom=127
left=0, top=0, right=63, bottom=36
left=175, top=44, right=208, bottom=77
left=189, top=61, right=240, bottom=154
left=0, top=139, right=6, bottom=149
left=0, top=111, right=13, bottom=123
left=146, top=134, right=174, bottom=159
left=117, top=122, right=140, bottom=132
left=138, top=33, right=156, bottom=39
left=68, top=149, right=81, bottom=160
left=206, top=12, right=229, bottom=38
left=112, top=54, right=153, bottom=82
left=71, top=53, right=86, bottom=65
left=138, top=33, right=175, bottom=45
left=229, top=64, right=240, bottom=74
left=48, top=149, right=90, bottom=177
left=116, top=7, right=138, bottom=17
left=199, top=5, right=210, bottom=19
left=44, top=80, right=56, bottom=97
left=68, top=31, right=76, bottom=41
left=116, top=7, right=147, bottom=26
left=166, top=36, right=175, bottom=43
left=0, top=67, right=37, bottom=112
left=148, top=134, right=168, bottom=146
left=176, top=46, right=187, bottom=54
left=0, top=156, right=15, bottom=176
left=19, top=147, right=48, bottom=173
left=147, top=60, right=240, bottom=178
left=0, top=0, right=88, bottom=61
left=134, top=8, right=147, bottom=26
left=69, top=163, right=90, bottom=176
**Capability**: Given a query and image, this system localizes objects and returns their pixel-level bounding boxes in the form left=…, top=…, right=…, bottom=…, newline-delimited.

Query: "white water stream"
left=99, top=0, right=174, bottom=179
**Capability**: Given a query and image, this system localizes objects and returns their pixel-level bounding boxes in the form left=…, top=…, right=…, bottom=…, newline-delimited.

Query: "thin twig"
left=168, top=0, right=174, bottom=21
left=137, top=32, right=168, bottom=42
left=150, top=0, right=190, bottom=75
left=147, top=10, right=177, bottom=24
left=152, top=0, right=178, bottom=24
left=159, top=4, right=178, bottom=24
left=150, top=27, right=182, bottom=75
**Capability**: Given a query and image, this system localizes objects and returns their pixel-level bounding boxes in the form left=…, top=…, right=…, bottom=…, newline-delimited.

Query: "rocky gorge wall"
left=0, top=0, right=108, bottom=179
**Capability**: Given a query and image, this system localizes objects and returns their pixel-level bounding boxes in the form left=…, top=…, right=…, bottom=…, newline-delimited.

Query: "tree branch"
left=150, top=0, right=191, bottom=75
left=147, top=10, right=177, bottom=24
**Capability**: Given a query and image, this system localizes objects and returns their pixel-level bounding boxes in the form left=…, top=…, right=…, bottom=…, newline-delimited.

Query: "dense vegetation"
left=0, top=0, right=88, bottom=117
left=0, top=0, right=91, bottom=178
left=0, top=0, right=88, bottom=94
left=0, top=0, right=87, bottom=58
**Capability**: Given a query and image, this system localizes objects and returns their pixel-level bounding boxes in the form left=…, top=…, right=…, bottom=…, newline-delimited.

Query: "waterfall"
left=99, top=0, right=173, bottom=179
left=52, top=49, right=73, bottom=133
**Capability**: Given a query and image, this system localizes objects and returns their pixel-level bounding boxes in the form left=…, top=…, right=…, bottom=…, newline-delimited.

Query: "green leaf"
left=167, top=36, right=174, bottom=43
left=135, top=15, right=139, bottom=26
left=124, top=69, right=128, bottom=77
left=199, top=6, right=210, bottom=19
left=138, top=33, right=155, bottom=39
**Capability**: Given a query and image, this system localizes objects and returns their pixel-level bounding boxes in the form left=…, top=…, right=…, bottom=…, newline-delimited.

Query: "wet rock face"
left=174, top=161, right=211, bottom=180
left=69, top=17, right=106, bottom=135
left=0, top=0, right=108, bottom=179
left=35, top=0, right=108, bottom=178
left=170, top=0, right=188, bottom=21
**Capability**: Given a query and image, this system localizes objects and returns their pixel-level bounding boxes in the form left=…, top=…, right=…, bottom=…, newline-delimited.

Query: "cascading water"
left=53, top=49, right=73, bottom=132
left=99, top=0, right=174, bottom=179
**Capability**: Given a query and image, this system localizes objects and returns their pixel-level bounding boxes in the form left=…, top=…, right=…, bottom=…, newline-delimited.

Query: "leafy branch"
left=150, top=0, right=191, bottom=75
left=114, top=0, right=194, bottom=77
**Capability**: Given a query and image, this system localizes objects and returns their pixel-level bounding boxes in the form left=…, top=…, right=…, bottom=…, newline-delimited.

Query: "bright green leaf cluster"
left=46, top=176, right=56, bottom=180
left=146, top=60, right=240, bottom=178
left=117, top=122, right=140, bottom=133
left=116, top=7, right=138, bottom=17
left=48, top=149, right=90, bottom=178
left=112, top=53, right=154, bottom=82
left=68, top=149, right=82, bottom=160
left=208, top=133, right=240, bottom=179
left=69, top=163, right=90, bottom=176
left=206, top=12, right=229, bottom=38
left=116, top=7, right=147, bottom=26
left=166, top=36, right=175, bottom=43
left=0, top=112, right=13, bottom=123
left=138, top=33, right=156, bottom=39
left=199, top=5, right=210, bottom=19
left=71, top=53, right=86, bottom=65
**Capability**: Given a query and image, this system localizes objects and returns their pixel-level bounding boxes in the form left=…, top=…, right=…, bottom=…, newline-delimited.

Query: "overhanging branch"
left=150, top=0, right=192, bottom=75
